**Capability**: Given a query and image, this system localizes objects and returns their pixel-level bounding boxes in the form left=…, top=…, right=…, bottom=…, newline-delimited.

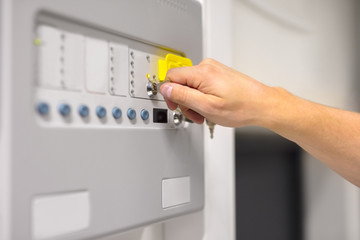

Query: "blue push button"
left=112, top=107, right=122, bottom=119
left=127, top=108, right=136, bottom=120
left=78, top=105, right=89, bottom=117
left=36, top=102, right=49, bottom=116
left=140, top=109, right=149, bottom=120
left=96, top=106, right=107, bottom=118
left=58, top=103, right=71, bottom=117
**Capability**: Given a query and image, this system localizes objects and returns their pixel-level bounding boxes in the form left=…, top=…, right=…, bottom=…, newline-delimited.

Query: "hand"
left=159, top=58, right=274, bottom=127
left=159, top=58, right=360, bottom=187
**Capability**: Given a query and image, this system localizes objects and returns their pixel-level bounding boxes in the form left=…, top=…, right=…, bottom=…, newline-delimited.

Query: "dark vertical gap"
left=235, top=130, right=303, bottom=240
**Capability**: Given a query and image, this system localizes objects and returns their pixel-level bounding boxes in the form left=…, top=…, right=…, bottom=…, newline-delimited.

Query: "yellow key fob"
left=158, top=54, right=193, bottom=82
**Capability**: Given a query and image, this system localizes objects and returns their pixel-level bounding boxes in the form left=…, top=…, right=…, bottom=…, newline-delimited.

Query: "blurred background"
left=233, top=0, right=360, bottom=240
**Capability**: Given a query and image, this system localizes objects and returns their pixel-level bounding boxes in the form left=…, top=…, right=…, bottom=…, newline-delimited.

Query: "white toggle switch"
left=37, top=26, right=63, bottom=89
left=85, top=37, right=109, bottom=94
left=63, top=32, right=84, bottom=91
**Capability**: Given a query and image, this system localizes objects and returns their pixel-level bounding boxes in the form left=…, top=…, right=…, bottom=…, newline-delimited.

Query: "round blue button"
left=112, top=107, right=122, bottom=119
left=78, top=105, right=89, bottom=117
left=96, top=106, right=107, bottom=118
left=37, top=102, right=49, bottom=116
left=127, top=108, right=136, bottom=120
left=58, top=103, right=71, bottom=117
left=140, top=109, right=149, bottom=120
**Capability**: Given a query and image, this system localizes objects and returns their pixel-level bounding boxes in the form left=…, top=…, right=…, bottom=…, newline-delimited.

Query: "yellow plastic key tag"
left=158, top=54, right=193, bottom=82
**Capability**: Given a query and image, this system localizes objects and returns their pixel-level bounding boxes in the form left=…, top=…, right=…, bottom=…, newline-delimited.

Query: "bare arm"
left=160, top=58, right=360, bottom=187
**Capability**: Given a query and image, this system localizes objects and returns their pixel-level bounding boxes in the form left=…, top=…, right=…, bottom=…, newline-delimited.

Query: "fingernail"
left=160, top=84, right=173, bottom=99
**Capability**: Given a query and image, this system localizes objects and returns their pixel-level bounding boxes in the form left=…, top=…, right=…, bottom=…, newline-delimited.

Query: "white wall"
left=202, top=0, right=236, bottom=240
left=232, top=0, right=360, bottom=239
left=233, top=0, right=358, bottom=110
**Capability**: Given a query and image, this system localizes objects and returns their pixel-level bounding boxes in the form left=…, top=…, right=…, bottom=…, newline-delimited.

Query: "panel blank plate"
left=109, top=42, right=128, bottom=96
left=162, top=177, right=191, bottom=209
left=37, top=26, right=62, bottom=88
left=63, top=32, right=84, bottom=91
left=85, top=37, right=109, bottom=94
left=32, top=191, right=90, bottom=239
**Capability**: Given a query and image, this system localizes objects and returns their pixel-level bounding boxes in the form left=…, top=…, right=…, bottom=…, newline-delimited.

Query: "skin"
left=159, top=58, right=360, bottom=188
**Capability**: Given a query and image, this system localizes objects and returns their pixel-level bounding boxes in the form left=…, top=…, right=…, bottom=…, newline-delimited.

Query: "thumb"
left=160, top=83, right=208, bottom=115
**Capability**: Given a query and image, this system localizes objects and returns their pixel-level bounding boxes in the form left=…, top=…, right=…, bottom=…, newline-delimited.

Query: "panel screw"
left=58, top=103, right=71, bottom=117
left=140, top=109, right=149, bottom=120
left=112, top=107, right=122, bottom=119
left=96, top=106, right=107, bottom=119
left=78, top=105, right=89, bottom=117
left=36, top=102, right=49, bottom=116
left=127, top=108, right=136, bottom=120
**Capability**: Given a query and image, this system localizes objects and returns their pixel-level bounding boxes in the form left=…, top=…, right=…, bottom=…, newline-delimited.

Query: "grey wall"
left=232, top=0, right=360, bottom=239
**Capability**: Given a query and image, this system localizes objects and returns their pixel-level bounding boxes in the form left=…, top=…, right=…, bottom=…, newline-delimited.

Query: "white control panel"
left=35, top=25, right=187, bottom=129
left=0, top=1, right=204, bottom=239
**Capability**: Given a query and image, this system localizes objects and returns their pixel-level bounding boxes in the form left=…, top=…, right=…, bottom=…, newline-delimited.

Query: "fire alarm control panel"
left=0, top=0, right=204, bottom=240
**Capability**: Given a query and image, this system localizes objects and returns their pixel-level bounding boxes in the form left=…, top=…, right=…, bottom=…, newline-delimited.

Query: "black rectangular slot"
left=153, top=108, right=168, bottom=123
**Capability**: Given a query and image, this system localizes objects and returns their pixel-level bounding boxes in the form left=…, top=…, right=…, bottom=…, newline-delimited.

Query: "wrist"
left=253, top=86, right=296, bottom=131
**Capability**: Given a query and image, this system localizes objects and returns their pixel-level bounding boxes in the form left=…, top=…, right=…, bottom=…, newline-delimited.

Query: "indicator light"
left=34, top=38, right=41, bottom=46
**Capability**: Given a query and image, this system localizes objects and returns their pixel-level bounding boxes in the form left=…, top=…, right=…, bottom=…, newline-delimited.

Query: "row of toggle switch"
left=36, top=102, right=150, bottom=121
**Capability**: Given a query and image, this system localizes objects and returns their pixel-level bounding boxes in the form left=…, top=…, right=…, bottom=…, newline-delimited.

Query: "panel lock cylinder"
left=173, top=111, right=184, bottom=126
left=146, top=81, right=157, bottom=98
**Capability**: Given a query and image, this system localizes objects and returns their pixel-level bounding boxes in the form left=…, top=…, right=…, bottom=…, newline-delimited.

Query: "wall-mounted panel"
left=0, top=1, right=204, bottom=240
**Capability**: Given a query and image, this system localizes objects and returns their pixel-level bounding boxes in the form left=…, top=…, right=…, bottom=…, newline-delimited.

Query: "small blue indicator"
left=36, top=102, right=49, bottom=116
left=58, top=103, right=71, bottom=117
left=96, top=106, right=107, bottom=119
left=112, top=107, right=122, bottom=119
left=78, top=105, right=89, bottom=117
left=140, top=109, right=149, bottom=120
left=127, top=108, right=136, bottom=120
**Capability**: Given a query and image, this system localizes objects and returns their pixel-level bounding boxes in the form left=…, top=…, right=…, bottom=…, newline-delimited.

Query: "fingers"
left=179, top=106, right=204, bottom=124
left=160, top=58, right=222, bottom=124
left=162, top=87, right=205, bottom=124
left=160, top=82, right=209, bottom=116
left=164, top=98, right=178, bottom=111
left=165, top=66, right=203, bottom=89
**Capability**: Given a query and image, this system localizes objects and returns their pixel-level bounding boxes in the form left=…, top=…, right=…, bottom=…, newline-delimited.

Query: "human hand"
left=159, top=58, right=274, bottom=127
left=159, top=59, right=360, bottom=187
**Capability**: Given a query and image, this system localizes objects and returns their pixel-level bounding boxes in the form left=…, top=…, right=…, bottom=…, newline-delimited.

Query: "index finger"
left=165, top=66, right=204, bottom=89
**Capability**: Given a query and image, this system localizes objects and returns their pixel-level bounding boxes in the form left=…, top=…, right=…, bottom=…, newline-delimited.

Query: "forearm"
left=259, top=87, right=360, bottom=187
left=161, top=59, right=360, bottom=187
